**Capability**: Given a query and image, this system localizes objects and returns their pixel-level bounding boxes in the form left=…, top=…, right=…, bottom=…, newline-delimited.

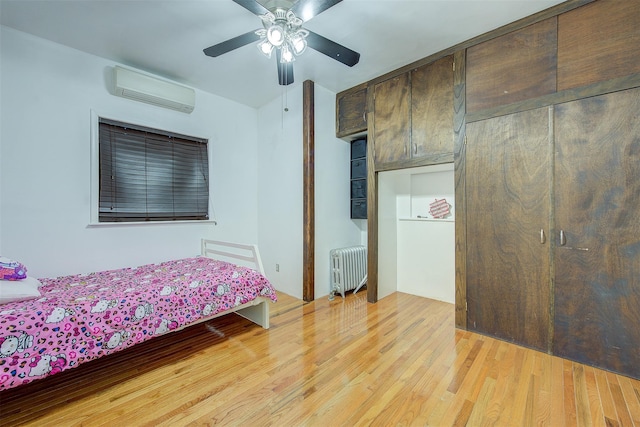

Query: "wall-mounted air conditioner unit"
left=113, top=66, right=195, bottom=113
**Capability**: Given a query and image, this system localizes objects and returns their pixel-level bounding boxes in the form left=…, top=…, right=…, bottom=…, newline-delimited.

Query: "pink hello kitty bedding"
left=0, top=257, right=277, bottom=391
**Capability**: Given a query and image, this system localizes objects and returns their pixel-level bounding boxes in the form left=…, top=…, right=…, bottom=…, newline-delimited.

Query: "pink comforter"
left=0, top=257, right=277, bottom=391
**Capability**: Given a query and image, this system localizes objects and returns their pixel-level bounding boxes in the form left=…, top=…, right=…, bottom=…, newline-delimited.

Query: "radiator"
left=330, top=245, right=367, bottom=299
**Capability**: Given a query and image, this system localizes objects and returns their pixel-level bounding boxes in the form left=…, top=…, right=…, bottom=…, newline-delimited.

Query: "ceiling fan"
left=203, top=0, right=360, bottom=86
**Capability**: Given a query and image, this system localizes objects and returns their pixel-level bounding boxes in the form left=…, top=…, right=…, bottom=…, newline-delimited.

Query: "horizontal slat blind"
left=99, top=119, right=209, bottom=222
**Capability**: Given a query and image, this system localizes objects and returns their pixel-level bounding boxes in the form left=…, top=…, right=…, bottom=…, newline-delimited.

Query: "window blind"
left=99, top=119, right=209, bottom=222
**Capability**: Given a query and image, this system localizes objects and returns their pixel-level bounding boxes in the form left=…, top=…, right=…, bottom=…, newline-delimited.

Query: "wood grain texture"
left=466, top=72, right=640, bottom=124
left=303, top=80, right=314, bottom=302
left=372, top=73, right=411, bottom=166
left=466, top=107, right=552, bottom=351
left=466, top=17, right=557, bottom=113
left=553, top=87, right=640, bottom=379
left=453, top=49, right=467, bottom=329
left=3, top=291, right=638, bottom=426
left=342, top=0, right=638, bottom=374
left=373, top=152, right=454, bottom=173
left=558, top=0, right=640, bottom=91
left=364, top=0, right=593, bottom=91
left=366, top=87, right=378, bottom=303
left=366, top=149, right=378, bottom=303
left=411, top=55, right=454, bottom=158
left=336, top=83, right=368, bottom=138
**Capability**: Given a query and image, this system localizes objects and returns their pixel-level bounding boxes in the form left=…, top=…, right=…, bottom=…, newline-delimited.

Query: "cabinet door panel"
left=466, top=107, right=551, bottom=351
left=411, top=56, right=454, bottom=158
left=466, top=18, right=557, bottom=113
left=336, top=87, right=367, bottom=138
left=558, top=0, right=640, bottom=91
left=373, top=74, right=410, bottom=165
left=553, top=87, right=640, bottom=378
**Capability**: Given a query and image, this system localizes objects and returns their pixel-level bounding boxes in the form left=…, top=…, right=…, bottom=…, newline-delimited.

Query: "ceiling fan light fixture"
left=204, top=1, right=361, bottom=86
left=260, top=11, right=276, bottom=25
left=266, top=24, right=285, bottom=46
left=285, top=10, right=303, bottom=27
left=255, top=7, right=308, bottom=64
left=280, top=43, right=295, bottom=63
left=257, top=39, right=274, bottom=58
left=289, top=29, right=308, bottom=55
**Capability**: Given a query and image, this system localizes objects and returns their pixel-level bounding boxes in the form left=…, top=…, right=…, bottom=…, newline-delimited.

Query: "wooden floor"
left=1, top=291, right=639, bottom=426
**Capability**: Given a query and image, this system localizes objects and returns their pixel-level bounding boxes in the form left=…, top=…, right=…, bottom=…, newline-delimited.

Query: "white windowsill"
left=87, top=220, right=218, bottom=228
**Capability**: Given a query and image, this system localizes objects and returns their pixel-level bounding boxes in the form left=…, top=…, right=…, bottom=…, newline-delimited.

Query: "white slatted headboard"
left=201, top=239, right=265, bottom=275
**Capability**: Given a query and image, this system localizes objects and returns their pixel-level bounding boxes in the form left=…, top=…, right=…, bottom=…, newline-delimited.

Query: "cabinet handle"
left=540, top=229, right=545, bottom=244
left=404, top=145, right=407, bottom=156
left=363, top=112, right=367, bottom=123
left=414, top=143, right=417, bottom=155
left=560, top=230, right=566, bottom=246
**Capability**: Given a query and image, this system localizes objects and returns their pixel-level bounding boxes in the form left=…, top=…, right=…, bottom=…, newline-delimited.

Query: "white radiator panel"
left=330, top=246, right=367, bottom=298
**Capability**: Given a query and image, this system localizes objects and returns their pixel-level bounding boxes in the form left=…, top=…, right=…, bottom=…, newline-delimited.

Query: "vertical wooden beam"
left=303, top=80, right=315, bottom=302
left=453, top=49, right=467, bottom=328
left=367, top=168, right=378, bottom=303
left=366, top=91, right=378, bottom=303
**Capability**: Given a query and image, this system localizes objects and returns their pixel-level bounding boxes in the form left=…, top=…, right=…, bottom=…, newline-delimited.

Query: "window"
left=98, top=118, right=209, bottom=223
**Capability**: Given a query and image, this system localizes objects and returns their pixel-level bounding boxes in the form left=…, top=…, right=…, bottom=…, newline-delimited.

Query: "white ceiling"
left=0, top=0, right=565, bottom=108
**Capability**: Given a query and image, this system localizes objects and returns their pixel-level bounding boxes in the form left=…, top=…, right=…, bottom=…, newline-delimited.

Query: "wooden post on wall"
left=303, top=80, right=315, bottom=302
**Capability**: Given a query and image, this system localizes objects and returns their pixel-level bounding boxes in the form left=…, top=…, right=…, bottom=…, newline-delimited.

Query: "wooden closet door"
left=553, top=87, right=640, bottom=379
left=466, top=107, right=551, bottom=351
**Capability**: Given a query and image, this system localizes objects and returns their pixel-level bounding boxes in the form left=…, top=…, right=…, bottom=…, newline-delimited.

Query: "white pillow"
left=0, top=277, right=42, bottom=304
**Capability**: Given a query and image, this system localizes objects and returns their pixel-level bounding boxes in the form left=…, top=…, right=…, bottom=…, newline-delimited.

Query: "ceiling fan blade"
left=290, top=0, right=343, bottom=22
left=203, top=30, right=261, bottom=57
left=276, top=50, right=294, bottom=86
left=306, top=31, right=360, bottom=67
left=232, top=0, right=269, bottom=16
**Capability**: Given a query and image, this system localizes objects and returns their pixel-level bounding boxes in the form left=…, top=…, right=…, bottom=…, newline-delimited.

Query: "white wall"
left=256, top=87, right=304, bottom=298
left=397, top=220, right=455, bottom=303
left=0, top=35, right=3, bottom=256
left=378, top=164, right=455, bottom=303
left=378, top=171, right=408, bottom=300
left=397, top=166, right=455, bottom=303
left=1, top=26, right=355, bottom=300
left=256, top=83, right=361, bottom=300
left=0, top=27, right=260, bottom=278
left=313, top=85, right=363, bottom=299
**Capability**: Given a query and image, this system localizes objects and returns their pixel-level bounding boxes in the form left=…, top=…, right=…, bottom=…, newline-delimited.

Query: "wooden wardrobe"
left=466, top=88, right=640, bottom=378
left=336, top=0, right=640, bottom=380
left=463, top=0, right=640, bottom=379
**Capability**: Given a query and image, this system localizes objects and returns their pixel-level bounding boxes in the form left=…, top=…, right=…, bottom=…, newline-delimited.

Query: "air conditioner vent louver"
left=113, top=66, right=195, bottom=113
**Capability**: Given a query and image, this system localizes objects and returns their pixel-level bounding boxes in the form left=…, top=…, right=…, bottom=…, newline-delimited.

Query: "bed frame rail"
left=200, top=239, right=270, bottom=329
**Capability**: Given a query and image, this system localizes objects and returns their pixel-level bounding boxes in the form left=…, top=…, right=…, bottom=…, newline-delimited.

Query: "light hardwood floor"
left=1, top=291, right=639, bottom=426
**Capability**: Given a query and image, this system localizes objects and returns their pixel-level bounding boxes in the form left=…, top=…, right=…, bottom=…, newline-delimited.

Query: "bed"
left=0, top=239, right=277, bottom=391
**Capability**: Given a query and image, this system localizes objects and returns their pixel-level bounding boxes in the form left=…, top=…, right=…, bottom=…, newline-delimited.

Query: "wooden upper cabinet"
left=411, top=55, right=454, bottom=158
left=336, top=85, right=368, bottom=138
left=466, top=18, right=557, bottom=113
left=557, top=0, right=640, bottom=91
left=372, top=73, right=411, bottom=165
left=373, top=55, right=454, bottom=168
